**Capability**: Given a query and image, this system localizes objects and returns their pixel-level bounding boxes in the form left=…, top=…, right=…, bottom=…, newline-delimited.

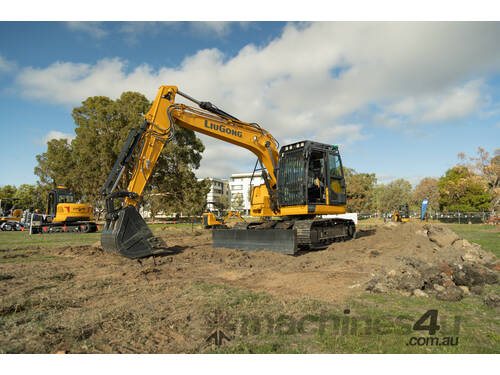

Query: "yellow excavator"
left=101, top=85, right=355, bottom=258
left=30, top=186, right=98, bottom=233
left=203, top=211, right=246, bottom=229
left=0, top=198, right=23, bottom=230
left=0, top=198, right=22, bottom=223
left=391, top=204, right=410, bottom=223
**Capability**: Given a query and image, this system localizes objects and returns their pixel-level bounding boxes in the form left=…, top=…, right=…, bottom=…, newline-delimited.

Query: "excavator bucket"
left=212, top=228, right=298, bottom=255
left=101, top=206, right=167, bottom=259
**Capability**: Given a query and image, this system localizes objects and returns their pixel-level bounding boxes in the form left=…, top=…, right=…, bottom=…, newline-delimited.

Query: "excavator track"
left=212, top=218, right=355, bottom=255
left=294, top=218, right=355, bottom=250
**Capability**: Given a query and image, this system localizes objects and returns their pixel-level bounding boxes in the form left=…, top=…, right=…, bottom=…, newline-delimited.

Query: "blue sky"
left=1, top=21, right=499, bottom=188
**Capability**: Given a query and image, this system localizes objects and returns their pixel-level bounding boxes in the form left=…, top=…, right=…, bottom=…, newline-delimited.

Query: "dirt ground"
left=1, top=222, right=499, bottom=353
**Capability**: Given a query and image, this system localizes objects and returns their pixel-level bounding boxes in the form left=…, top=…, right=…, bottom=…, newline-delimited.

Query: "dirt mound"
left=360, top=222, right=498, bottom=301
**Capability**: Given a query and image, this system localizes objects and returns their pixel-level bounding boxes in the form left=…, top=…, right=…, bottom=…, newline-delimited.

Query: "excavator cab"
left=47, top=187, right=76, bottom=216
left=277, top=141, right=346, bottom=209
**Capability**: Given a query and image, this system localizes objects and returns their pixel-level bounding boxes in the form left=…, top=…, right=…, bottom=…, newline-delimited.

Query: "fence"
left=358, top=211, right=498, bottom=224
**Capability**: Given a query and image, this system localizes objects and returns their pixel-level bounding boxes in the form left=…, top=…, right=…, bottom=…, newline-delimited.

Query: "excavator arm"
left=101, top=85, right=280, bottom=258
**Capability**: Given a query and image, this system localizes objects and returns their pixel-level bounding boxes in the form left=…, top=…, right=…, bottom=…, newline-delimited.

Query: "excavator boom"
left=101, top=86, right=280, bottom=258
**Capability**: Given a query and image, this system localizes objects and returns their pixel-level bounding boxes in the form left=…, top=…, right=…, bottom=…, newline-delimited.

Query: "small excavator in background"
left=202, top=211, right=246, bottom=229
left=29, top=186, right=98, bottom=233
left=391, top=204, right=410, bottom=223
left=101, top=85, right=355, bottom=258
left=0, top=198, right=23, bottom=231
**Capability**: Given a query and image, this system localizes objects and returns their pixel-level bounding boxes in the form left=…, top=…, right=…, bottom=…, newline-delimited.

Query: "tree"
left=70, top=93, right=149, bottom=208
left=438, top=166, right=491, bottom=212
left=458, top=147, right=500, bottom=214
left=32, top=184, right=51, bottom=212
left=0, top=185, right=17, bottom=214
left=35, top=91, right=209, bottom=217
left=34, top=138, right=75, bottom=189
left=141, top=188, right=167, bottom=220
left=232, top=193, right=244, bottom=212
left=145, top=124, right=209, bottom=216
left=180, top=177, right=211, bottom=217
left=373, top=179, right=413, bottom=214
left=344, top=168, right=377, bottom=212
left=412, top=177, right=439, bottom=213
left=13, top=184, right=36, bottom=211
left=214, top=194, right=231, bottom=212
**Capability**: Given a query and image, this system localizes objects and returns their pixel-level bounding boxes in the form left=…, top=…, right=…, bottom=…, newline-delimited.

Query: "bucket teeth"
left=101, top=206, right=167, bottom=259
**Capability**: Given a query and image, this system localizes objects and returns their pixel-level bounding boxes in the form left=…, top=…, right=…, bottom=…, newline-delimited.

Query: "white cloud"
left=65, top=22, right=108, bottom=38
left=0, top=55, right=16, bottom=73
left=191, top=22, right=233, bottom=36
left=42, top=130, right=75, bottom=144
left=313, top=124, right=368, bottom=145
left=112, top=22, right=240, bottom=45
left=14, top=22, right=500, bottom=177
left=380, top=80, right=485, bottom=126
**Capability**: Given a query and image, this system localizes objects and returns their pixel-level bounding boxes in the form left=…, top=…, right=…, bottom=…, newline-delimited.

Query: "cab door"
left=327, top=152, right=346, bottom=206
left=47, top=191, right=57, bottom=216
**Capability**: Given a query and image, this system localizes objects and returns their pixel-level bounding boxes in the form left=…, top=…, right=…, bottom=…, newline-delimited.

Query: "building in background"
left=229, top=172, right=264, bottom=215
left=200, top=178, right=231, bottom=214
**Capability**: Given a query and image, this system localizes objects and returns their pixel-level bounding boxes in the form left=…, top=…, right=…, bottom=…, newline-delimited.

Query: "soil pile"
left=360, top=223, right=498, bottom=301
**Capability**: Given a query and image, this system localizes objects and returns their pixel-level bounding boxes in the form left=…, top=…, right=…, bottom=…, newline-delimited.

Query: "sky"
left=1, top=20, right=499, bottom=189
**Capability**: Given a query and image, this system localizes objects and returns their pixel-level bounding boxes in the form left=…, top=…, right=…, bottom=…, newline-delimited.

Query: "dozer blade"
left=101, top=206, right=167, bottom=259
left=212, top=229, right=297, bottom=255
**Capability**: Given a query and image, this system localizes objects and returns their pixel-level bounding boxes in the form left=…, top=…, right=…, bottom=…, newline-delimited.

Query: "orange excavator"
left=101, top=86, right=355, bottom=258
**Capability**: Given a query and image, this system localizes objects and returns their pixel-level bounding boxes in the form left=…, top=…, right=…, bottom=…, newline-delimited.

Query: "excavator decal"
left=204, top=120, right=243, bottom=137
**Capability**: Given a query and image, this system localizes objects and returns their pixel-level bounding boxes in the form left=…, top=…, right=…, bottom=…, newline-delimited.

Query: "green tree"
left=412, top=177, right=439, bottom=213
left=35, top=91, right=209, bottom=217
left=141, top=188, right=166, bottom=220
left=438, top=166, right=491, bottom=212
left=181, top=177, right=211, bottom=217
left=458, top=147, right=500, bottom=214
left=32, top=184, right=51, bottom=212
left=13, top=184, right=36, bottom=211
left=214, top=193, right=231, bottom=212
left=34, top=138, right=75, bottom=189
left=344, top=168, right=377, bottom=212
left=232, top=193, right=244, bottom=212
left=145, top=124, right=208, bottom=216
left=374, top=179, right=413, bottom=214
left=0, top=185, right=18, bottom=214
left=71, top=93, right=149, bottom=208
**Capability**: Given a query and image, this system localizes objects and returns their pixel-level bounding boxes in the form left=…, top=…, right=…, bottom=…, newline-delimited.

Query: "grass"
left=201, top=280, right=500, bottom=354
left=0, top=231, right=100, bottom=251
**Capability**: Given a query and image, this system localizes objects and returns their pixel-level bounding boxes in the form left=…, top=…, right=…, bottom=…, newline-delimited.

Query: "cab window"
left=328, top=153, right=342, bottom=178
